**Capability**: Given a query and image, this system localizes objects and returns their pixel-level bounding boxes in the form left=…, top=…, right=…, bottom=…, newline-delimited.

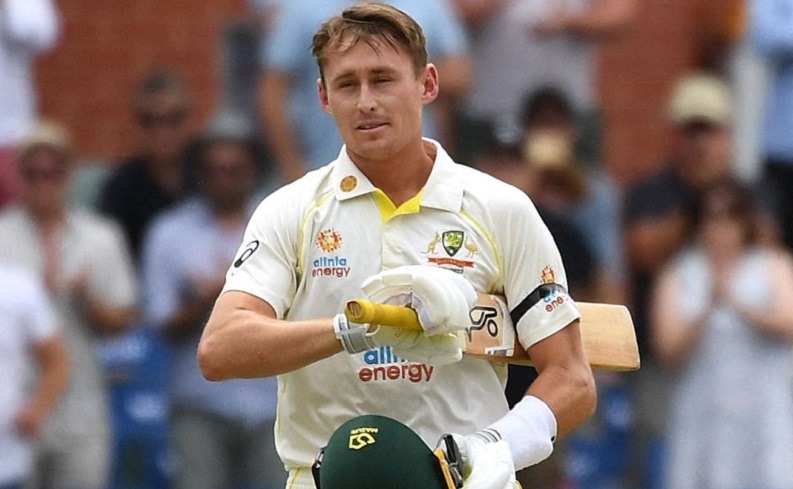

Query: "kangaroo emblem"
left=423, top=232, right=441, bottom=254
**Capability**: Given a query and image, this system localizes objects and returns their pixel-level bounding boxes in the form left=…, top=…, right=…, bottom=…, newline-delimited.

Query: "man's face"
left=19, top=148, right=70, bottom=213
left=137, top=91, right=190, bottom=161
left=198, top=141, right=258, bottom=211
left=318, top=38, right=437, bottom=163
left=675, top=120, right=731, bottom=187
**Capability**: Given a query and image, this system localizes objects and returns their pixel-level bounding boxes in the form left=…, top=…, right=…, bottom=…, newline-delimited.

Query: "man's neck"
left=352, top=140, right=435, bottom=207
left=147, top=154, right=183, bottom=194
left=27, top=205, right=67, bottom=232
left=213, top=203, right=247, bottom=231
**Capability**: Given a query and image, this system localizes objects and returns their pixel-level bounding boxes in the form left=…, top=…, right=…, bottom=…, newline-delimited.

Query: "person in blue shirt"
left=751, top=0, right=793, bottom=249
left=141, top=111, right=284, bottom=489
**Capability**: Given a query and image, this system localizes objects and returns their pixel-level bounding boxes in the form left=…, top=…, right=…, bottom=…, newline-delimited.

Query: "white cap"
left=667, top=73, right=732, bottom=126
left=17, top=120, right=72, bottom=162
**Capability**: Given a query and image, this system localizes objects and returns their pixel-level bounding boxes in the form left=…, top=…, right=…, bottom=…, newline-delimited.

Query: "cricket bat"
left=345, top=294, right=640, bottom=371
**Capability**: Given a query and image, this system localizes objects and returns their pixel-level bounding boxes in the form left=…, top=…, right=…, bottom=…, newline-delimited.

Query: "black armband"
left=509, top=283, right=568, bottom=326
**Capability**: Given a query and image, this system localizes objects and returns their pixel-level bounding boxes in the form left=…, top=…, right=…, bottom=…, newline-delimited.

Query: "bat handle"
left=344, top=300, right=423, bottom=331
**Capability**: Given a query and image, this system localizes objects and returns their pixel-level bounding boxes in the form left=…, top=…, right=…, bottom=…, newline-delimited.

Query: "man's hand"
left=437, top=432, right=518, bottom=489
left=368, top=325, right=462, bottom=365
left=332, top=314, right=462, bottom=366
left=15, top=404, right=46, bottom=439
left=361, top=265, right=477, bottom=336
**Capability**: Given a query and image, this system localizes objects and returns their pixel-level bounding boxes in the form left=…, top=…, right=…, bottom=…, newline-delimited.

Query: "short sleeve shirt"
left=223, top=139, right=580, bottom=469
left=0, top=264, right=58, bottom=483
left=0, top=207, right=138, bottom=440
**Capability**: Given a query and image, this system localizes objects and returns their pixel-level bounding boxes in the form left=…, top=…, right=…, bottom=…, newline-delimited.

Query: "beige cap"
left=667, top=73, right=732, bottom=126
left=17, top=120, right=72, bottom=163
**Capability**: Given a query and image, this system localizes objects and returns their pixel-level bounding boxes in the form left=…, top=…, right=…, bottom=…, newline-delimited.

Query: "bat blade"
left=344, top=296, right=640, bottom=371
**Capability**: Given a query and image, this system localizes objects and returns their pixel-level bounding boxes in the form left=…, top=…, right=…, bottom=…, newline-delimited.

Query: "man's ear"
left=420, top=64, right=440, bottom=106
left=318, top=78, right=333, bottom=115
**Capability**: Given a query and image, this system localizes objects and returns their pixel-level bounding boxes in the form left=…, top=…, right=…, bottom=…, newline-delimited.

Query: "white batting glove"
left=361, top=265, right=477, bottom=336
left=332, top=314, right=462, bottom=366
left=437, top=431, right=518, bottom=489
left=368, top=324, right=462, bottom=365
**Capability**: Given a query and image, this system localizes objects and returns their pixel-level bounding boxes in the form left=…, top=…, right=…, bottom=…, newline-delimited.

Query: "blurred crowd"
left=2, top=0, right=793, bottom=488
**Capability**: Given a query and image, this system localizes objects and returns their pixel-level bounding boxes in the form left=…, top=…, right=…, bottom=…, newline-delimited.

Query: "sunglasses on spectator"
left=138, top=109, right=188, bottom=129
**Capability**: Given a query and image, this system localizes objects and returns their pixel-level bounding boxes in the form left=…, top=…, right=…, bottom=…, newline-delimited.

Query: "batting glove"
left=361, top=265, right=478, bottom=336
left=436, top=431, right=519, bottom=489
left=332, top=314, right=462, bottom=366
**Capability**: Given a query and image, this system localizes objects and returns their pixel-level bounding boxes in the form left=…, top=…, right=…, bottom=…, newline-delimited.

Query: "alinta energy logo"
left=357, top=346, right=434, bottom=383
left=423, top=230, right=476, bottom=271
left=312, top=228, right=350, bottom=278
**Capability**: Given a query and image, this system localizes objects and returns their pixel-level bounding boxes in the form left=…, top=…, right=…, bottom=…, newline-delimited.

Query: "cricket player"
left=198, top=4, right=596, bottom=488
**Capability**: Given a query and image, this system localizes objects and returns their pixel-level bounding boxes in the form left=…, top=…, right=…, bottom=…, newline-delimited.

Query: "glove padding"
left=362, top=265, right=478, bottom=336
left=439, top=432, right=518, bottom=489
left=367, top=325, right=462, bottom=366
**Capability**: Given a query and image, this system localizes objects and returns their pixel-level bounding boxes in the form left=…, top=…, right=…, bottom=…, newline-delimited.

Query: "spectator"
left=0, top=0, right=60, bottom=208
left=259, top=0, right=470, bottom=181
left=621, top=72, right=736, bottom=489
left=473, top=141, right=598, bottom=489
left=473, top=142, right=598, bottom=302
left=0, top=264, right=68, bottom=489
left=514, top=86, right=633, bottom=489
left=651, top=177, right=793, bottom=488
left=519, top=86, right=625, bottom=304
left=98, top=69, right=196, bottom=262
left=751, top=0, right=793, bottom=250
left=0, top=121, right=138, bottom=489
left=142, top=111, right=284, bottom=489
left=451, top=0, right=635, bottom=164
left=719, top=0, right=770, bottom=182
left=623, top=72, right=736, bottom=357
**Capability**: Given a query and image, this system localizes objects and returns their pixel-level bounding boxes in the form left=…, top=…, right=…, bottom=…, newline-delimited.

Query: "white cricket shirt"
left=223, top=139, right=580, bottom=470
left=0, top=264, right=58, bottom=484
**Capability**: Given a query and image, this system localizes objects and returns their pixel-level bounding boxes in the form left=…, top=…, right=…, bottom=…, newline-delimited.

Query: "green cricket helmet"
left=312, top=414, right=462, bottom=489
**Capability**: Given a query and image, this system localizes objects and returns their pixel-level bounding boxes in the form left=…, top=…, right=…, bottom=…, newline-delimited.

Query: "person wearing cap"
left=0, top=120, right=138, bottom=489
left=198, top=4, right=596, bottom=489
left=141, top=110, right=284, bottom=489
left=624, top=72, right=735, bottom=352
left=620, top=72, right=738, bottom=487
left=0, top=0, right=60, bottom=209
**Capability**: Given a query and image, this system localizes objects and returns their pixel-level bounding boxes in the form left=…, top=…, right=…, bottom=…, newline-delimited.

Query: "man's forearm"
left=29, top=336, right=69, bottom=418
left=260, top=73, right=306, bottom=181
left=562, top=0, right=635, bottom=39
left=85, top=303, right=136, bottom=336
left=2, top=0, right=60, bottom=52
left=198, top=293, right=343, bottom=380
left=527, top=361, right=596, bottom=438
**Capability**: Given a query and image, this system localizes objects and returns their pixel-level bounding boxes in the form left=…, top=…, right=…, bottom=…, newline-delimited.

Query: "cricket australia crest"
left=442, top=230, right=464, bottom=257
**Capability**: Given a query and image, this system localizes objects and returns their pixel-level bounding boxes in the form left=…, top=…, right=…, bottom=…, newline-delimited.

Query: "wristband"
left=333, top=314, right=375, bottom=354
left=487, top=395, right=557, bottom=469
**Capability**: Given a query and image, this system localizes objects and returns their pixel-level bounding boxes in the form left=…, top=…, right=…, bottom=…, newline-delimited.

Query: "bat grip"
left=344, top=300, right=423, bottom=331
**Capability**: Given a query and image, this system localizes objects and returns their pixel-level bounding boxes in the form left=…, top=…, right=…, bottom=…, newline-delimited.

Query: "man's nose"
left=356, top=83, right=377, bottom=112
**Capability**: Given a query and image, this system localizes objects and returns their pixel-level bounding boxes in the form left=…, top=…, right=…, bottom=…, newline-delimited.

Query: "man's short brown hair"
left=311, top=3, right=428, bottom=85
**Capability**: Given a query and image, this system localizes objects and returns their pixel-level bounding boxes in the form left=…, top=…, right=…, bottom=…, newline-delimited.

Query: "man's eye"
left=374, top=78, right=391, bottom=84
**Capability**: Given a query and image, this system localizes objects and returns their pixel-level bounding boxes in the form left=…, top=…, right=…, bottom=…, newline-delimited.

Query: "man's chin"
left=348, top=139, right=394, bottom=162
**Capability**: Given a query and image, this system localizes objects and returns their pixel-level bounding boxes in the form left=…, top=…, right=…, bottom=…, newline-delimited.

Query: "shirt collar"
left=330, top=138, right=464, bottom=212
